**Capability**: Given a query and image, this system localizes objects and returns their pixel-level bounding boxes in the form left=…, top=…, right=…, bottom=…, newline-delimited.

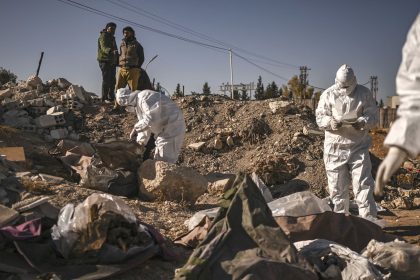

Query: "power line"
left=106, top=0, right=298, bottom=69
left=233, top=51, right=290, bottom=82
left=56, top=0, right=229, bottom=51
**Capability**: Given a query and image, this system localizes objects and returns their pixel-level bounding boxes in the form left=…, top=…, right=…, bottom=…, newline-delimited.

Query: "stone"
left=269, top=100, right=291, bottom=114
left=26, top=75, right=42, bottom=89
left=188, top=142, right=206, bottom=151
left=214, top=138, right=223, bottom=150
left=50, top=128, right=68, bottom=139
left=226, top=136, right=234, bottom=147
left=139, top=159, right=208, bottom=203
left=205, top=172, right=235, bottom=195
left=0, top=88, right=12, bottom=100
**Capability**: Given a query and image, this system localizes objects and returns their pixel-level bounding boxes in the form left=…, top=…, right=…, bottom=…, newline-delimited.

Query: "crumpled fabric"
left=384, top=13, right=420, bottom=158
left=295, top=239, right=384, bottom=280
left=316, top=65, right=378, bottom=217
left=116, top=89, right=185, bottom=163
left=0, top=218, right=42, bottom=242
left=175, top=173, right=317, bottom=280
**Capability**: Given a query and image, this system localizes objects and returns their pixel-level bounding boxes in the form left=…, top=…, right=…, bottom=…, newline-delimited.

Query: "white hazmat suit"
left=316, top=65, right=378, bottom=218
left=116, top=89, right=186, bottom=163
left=376, top=14, right=420, bottom=196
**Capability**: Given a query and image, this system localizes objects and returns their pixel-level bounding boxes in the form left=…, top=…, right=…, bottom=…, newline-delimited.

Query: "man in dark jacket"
left=115, top=26, right=144, bottom=95
left=97, top=22, right=118, bottom=103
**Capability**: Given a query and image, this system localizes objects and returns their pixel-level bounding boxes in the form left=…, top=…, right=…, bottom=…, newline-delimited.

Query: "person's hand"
left=330, top=118, right=342, bottom=130
left=352, top=118, right=366, bottom=130
left=374, top=147, right=408, bottom=199
left=129, top=128, right=137, bottom=140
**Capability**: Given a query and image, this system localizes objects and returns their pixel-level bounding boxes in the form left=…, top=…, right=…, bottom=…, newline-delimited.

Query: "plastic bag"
left=269, top=190, right=331, bottom=217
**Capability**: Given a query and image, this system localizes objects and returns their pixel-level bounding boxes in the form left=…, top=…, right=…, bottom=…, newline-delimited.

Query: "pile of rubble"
left=0, top=75, right=100, bottom=142
left=1, top=76, right=419, bottom=279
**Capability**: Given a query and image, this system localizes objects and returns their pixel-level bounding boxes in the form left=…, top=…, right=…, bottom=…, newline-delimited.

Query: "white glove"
left=330, top=118, right=342, bottom=130
left=374, top=147, right=408, bottom=198
left=129, top=128, right=137, bottom=140
left=352, top=117, right=366, bottom=130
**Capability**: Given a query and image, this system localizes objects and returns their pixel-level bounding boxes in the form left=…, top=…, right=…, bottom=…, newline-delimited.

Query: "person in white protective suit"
left=375, top=14, right=420, bottom=198
left=316, top=64, right=378, bottom=218
left=116, top=88, right=186, bottom=163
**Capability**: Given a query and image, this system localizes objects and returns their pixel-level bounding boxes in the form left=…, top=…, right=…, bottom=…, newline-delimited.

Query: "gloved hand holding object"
left=374, top=147, right=408, bottom=198
left=330, top=118, right=342, bottom=130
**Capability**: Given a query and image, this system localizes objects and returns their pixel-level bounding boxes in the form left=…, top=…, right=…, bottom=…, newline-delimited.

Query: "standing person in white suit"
left=375, top=14, right=420, bottom=197
left=116, top=87, right=186, bottom=164
left=316, top=64, right=378, bottom=218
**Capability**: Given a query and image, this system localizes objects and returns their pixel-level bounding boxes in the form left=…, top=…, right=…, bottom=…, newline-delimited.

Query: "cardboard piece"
left=0, top=147, right=25, bottom=162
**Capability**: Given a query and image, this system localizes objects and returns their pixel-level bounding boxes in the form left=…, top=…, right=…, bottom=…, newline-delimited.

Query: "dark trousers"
left=99, top=62, right=116, bottom=101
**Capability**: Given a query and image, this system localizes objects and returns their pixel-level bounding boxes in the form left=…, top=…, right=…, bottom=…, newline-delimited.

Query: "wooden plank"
left=0, top=147, right=25, bottom=161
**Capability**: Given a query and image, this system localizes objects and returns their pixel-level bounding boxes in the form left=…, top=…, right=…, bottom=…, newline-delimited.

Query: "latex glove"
left=352, top=118, right=366, bottom=130
left=129, top=128, right=137, bottom=140
left=330, top=118, right=342, bottom=130
left=374, top=147, right=408, bottom=199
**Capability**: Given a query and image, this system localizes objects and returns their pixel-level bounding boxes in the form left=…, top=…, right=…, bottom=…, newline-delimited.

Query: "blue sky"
left=0, top=0, right=419, bottom=102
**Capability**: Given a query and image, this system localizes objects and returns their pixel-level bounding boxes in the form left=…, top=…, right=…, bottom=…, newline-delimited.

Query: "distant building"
left=386, top=95, right=400, bottom=108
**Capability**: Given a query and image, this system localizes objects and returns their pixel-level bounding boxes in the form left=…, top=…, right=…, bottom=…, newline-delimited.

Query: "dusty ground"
left=1, top=94, right=419, bottom=279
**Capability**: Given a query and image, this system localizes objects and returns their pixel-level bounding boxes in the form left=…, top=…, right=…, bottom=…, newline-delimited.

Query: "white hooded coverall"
left=316, top=65, right=378, bottom=217
left=384, top=14, right=420, bottom=157
left=116, top=89, right=186, bottom=163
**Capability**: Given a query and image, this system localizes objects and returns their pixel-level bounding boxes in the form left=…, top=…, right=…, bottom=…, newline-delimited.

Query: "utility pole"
left=229, top=49, right=234, bottom=99
left=299, top=66, right=310, bottom=101
left=370, top=76, right=378, bottom=103
left=36, top=52, right=44, bottom=77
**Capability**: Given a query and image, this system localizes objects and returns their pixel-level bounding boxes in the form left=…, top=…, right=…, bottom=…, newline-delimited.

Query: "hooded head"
left=116, top=88, right=138, bottom=107
left=335, top=64, right=357, bottom=95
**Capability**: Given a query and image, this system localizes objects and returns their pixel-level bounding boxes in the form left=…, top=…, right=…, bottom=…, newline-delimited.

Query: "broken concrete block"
left=3, top=109, right=28, bottom=119
left=0, top=88, right=12, bottom=100
left=188, top=142, right=206, bottom=151
left=62, top=99, right=83, bottom=110
left=67, top=85, right=86, bottom=104
left=20, top=125, right=37, bottom=133
left=35, top=112, right=66, bottom=128
left=26, top=75, right=42, bottom=89
left=269, top=100, right=291, bottom=114
left=28, top=106, right=48, bottom=115
left=0, top=204, right=20, bottom=227
left=57, top=78, right=71, bottom=88
left=50, top=127, right=68, bottom=139
left=139, top=159, right=208, bottom=203
left=46, top=105, right=66, bottom=115
left=27, top=98, right=44, bottom=107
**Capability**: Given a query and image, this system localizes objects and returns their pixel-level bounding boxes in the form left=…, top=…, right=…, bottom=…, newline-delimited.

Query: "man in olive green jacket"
left=115, top=26, right=144, bottom=97
left=97, top=22, right=118, bottom=103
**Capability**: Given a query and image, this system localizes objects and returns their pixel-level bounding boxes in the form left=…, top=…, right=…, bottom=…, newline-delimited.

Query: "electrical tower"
left=299, top=66, right=310, bottom=100
left=370, top=76, right=378, bottom=103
